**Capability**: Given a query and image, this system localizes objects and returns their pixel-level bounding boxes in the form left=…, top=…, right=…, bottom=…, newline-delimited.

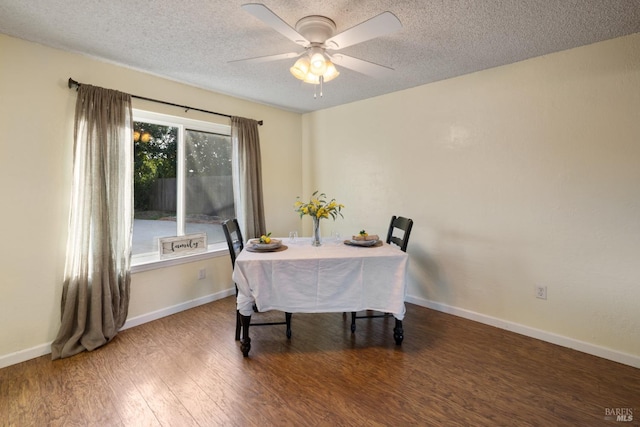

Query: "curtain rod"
left=67, top=78, right=263, bottom=126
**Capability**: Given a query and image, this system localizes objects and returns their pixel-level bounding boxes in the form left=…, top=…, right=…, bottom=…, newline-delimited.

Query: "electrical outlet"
left=198, top=269, right=206, bottom=280
left=535, top=285, right=547, bottom=300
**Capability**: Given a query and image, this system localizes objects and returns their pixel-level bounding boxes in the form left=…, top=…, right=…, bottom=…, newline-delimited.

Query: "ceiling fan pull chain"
left=320, top=75, right=324, bottom=97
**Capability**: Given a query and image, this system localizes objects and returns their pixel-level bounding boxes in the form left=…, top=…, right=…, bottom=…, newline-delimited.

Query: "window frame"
left=131, top=109, right=233, bottom=271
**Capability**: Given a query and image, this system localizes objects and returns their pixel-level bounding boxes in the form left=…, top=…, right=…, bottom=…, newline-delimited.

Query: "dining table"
left=231, top=236, right=409, bottom=356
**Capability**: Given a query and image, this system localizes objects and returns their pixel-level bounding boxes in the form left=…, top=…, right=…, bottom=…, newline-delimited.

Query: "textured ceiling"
left=1, top=0, right=639, bottom=113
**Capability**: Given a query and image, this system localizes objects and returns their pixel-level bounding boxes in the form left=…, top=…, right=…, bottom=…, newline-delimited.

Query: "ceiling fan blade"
left=229, top=51, right=302, bottom=64
left=325, top=12, right=402, bottom=50
left=242, top=3, right=309, bottom=47
left=330, top=54, right=395, bottom=78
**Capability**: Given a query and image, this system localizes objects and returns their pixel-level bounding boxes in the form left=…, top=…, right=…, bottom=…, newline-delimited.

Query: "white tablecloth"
left=232, top=237, right=408, bottom=320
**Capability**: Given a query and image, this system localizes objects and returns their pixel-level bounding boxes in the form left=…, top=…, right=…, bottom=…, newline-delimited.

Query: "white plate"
left=349, top=239, right=378, bottom=247
left=250, top=238, right=282, bottom=250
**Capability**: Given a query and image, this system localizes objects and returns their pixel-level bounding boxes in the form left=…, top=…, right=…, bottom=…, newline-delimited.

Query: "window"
left=132, top=110, right=234, bottom=260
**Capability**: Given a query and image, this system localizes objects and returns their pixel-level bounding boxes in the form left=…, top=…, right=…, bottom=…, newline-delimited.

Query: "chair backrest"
left=222, top=218, right=244, bottom=268
left=386, top=216, right=413, bottom=252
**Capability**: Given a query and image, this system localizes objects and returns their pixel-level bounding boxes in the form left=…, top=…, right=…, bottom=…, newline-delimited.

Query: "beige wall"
left=0, top=34, right=302, bottom=365
left=303, top=34, right=640, bottom=364
left=2, top=31, right=639, bottom=368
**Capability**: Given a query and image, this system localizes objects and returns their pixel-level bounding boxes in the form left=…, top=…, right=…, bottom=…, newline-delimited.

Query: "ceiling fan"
left=231, top=3, right=402, bottom=96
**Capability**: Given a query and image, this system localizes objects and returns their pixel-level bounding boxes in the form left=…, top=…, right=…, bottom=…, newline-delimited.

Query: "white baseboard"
left=4, top=291, right=637, bottom=370
left=405, top=295, right=640, bottom=369
left=121, top=288, right=235, bottom=330
left=0, top=343, right=53, bottom=370
left=0, top=288, right=235, bottom=369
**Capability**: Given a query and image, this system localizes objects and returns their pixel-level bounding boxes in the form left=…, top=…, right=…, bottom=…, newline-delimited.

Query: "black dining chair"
left=222, top=219, right=292, bottom=341
left=348, top=215, right=413, bottom=337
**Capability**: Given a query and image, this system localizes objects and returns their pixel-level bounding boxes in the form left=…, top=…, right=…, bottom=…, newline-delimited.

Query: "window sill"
left=131, top=243, right=228, bottom=273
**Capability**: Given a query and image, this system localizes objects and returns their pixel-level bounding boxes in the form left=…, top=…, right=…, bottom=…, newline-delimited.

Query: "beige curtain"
left=51, top=85, right=133, bottom=360
left=231, top=116, right=266, bottom=239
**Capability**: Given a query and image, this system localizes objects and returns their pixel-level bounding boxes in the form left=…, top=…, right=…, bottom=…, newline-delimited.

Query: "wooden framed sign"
left=159, top=233, right=207, bottom=259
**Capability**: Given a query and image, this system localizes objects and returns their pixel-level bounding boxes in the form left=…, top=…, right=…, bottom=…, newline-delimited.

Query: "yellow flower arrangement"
left=294, top=191, right=344, bottom=220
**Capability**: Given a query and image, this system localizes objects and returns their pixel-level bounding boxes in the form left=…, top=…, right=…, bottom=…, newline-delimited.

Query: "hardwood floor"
left=1, top=297, right=638, bottom=426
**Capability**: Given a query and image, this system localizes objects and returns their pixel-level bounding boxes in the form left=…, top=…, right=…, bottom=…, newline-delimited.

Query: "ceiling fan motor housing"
left=295, top=15, right=336, bottom=44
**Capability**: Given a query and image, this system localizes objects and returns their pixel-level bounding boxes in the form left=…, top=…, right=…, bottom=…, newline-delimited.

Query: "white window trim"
left=131, top=109, right=232, bottom=270
left=131, top=243, right=228, bottom=273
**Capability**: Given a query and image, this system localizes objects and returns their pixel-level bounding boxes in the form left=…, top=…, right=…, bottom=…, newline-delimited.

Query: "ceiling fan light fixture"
left=289, top=56, right=310, bottom=80
left=302, top=73, right=320, bottom=84
left=322, top=60, right=340, bottom=82
left=309, top=47, right=328, bottom=75
left=290, top=50, right=338, bottom=85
